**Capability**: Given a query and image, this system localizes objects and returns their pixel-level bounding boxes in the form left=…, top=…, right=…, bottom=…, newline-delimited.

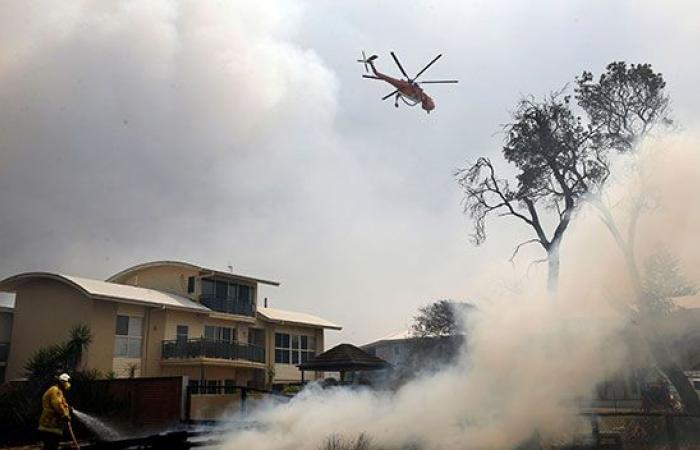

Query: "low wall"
left=188, top=387, right=287, bottom=421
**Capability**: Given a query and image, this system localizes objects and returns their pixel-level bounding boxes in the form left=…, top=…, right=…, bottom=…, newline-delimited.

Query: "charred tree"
left=457, top=94, right=608, bottom=292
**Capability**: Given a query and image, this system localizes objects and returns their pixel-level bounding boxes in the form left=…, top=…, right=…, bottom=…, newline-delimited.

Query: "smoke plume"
left=221, top=132, right=700, bottom=449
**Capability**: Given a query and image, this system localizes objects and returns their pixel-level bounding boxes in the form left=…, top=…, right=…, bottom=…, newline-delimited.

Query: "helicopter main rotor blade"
left=418, top=80, right=459, bottom=84
left=390, top=51, right=409, bottom=79
left=362, top=75, right=383, bottom=80
left=382, top=89, right=399, bottom=101
left=413, top=54, right=442, bottom=81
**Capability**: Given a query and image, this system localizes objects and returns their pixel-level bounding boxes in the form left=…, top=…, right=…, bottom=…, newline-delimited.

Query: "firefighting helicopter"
left=357, top=51, right=458, bottom=113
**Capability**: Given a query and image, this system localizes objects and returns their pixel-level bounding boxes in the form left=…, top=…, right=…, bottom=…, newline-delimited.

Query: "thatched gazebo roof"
left=297, top=343, right=391, bottom=372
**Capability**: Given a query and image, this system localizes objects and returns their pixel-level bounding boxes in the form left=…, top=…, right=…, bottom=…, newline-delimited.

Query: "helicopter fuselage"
left=368, top=61, right=435, bottom=112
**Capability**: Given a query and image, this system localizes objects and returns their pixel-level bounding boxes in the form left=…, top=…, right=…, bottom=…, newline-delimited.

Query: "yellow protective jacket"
left=38, top=385, right=70, bottom=435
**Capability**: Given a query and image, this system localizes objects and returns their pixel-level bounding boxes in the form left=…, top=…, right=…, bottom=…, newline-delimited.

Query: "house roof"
left=106, top=260, right=280, bottom=286
left=0, top=272, right=210, bottom=313
left=0, top=270, right=340, bottom=325
left=298, top=343, right=391, bottom=371
left=257, top=306, right=342, bottom=330
left=361, top=329, right=414, bottom=349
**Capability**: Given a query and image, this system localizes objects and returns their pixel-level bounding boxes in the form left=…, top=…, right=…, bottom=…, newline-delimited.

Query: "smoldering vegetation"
left=321, top=433, right=374, bottom=450
left=218, top=133, right=700, bottom=449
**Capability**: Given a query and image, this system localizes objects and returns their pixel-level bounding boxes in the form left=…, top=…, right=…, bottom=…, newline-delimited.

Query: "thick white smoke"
left=0, top=0, right=342, bottom=274
left=221, top=132, right=700, bottom=449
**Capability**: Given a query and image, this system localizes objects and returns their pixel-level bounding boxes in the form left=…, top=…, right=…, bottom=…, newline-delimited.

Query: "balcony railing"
left=161, top=338, right=265, bottom=364
left=0, top=342, right=8, bottom=363
left=199, top=295, right=255, bottom=317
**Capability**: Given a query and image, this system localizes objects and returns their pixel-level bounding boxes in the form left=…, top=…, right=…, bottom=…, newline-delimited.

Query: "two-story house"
left=0, top=261, right=340, bottom=390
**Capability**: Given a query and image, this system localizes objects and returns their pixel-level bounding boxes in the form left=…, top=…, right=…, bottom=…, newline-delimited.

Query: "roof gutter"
left=198, top=270, right=280, bottom=287
left=89, top=294, right=212, bottom=314
left=256, top=314, right=342, bottom=331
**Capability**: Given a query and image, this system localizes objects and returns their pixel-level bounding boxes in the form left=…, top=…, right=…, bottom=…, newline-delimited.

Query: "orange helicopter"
left=358, top=51, right=458, bottom=113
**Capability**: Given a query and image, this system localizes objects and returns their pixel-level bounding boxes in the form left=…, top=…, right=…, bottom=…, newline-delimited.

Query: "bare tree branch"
left=509, top=238, right=541, bottom=263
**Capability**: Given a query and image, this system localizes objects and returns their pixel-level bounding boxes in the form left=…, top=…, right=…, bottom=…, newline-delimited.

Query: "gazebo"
left=297, top=343, right=391, bottom=384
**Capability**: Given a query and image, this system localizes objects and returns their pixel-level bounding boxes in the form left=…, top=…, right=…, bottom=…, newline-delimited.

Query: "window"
left=292, top=335, right=300, bottom=364
left=274, top=333, right=315, bottom=364
left=205, top=379, right=221, bottom=394
left=204, top=325, right=235, bottom=342
left=188, top=380, right=229, bottom=395
left=116, top=315, right=129, bottom=335
left=176, top=325, right=189, bottom=342
left=199, top=278, right=255, bottom=316
left=201, top=279, right=215, bottom=296
left=238, top=285, right=251, bottom=303
left=693, top=380, right=700, bottom=390
left=224, top=379, right=236, bottom=394
left=275, top=333, right=291, bottom=364
left=114, top=315, right=143, bottom=358
left=187, top=277, right=195, bottom=293
left=227, top=283, right=237, bottom=300
left=215, top=280, right=228, bottom=298
left=222, top=327, right=232, bottom=342
left=299, top=335, right=315, bottom=363
left=275, top=332, right=290, bottom=348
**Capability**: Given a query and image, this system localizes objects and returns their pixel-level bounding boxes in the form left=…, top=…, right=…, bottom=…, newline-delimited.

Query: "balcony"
left=199, top=295, right=255, bottom=317
left=161, top=339, right=265, bottom=364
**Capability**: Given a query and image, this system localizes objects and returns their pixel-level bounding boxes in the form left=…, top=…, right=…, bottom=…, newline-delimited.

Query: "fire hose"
left=68, top=421, right=81, bottom=450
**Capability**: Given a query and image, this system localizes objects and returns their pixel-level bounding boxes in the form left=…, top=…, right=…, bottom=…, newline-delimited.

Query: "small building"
left=298, top=343, right=391, bottom=385
left=0, top=261, right=341, bottom=390
left=361, top=329, right=414, bottom=366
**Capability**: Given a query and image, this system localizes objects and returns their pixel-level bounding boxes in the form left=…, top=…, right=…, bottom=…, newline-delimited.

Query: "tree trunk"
left=547, top=246, right=560, bottom=294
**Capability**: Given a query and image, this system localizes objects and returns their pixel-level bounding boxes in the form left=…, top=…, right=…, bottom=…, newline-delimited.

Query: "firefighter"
left=38, top=373, right=72, bottom=450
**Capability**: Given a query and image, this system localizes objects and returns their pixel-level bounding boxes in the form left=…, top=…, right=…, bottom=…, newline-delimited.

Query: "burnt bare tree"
left=456, top=94, right=608, bottom=292
left=574, top=63, right=700, bottom=414
left=458, top=60, right=700, bottom=413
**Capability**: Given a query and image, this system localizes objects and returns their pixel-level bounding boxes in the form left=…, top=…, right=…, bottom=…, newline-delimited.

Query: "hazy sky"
left=1, top=0, right=699, bottom=345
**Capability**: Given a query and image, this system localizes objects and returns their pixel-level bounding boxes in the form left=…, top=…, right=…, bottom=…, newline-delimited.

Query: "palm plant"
left=24, top=323, right=92, bottom=385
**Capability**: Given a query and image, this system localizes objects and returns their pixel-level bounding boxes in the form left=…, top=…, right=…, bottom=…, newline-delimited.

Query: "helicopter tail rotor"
left=357, top=51, right=378, bottom=73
